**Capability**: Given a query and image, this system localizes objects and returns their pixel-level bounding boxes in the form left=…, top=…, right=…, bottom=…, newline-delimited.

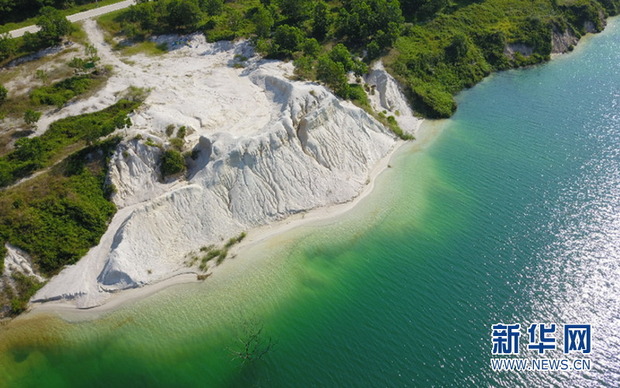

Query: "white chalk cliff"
left=29, top=21, right=420, bottom=308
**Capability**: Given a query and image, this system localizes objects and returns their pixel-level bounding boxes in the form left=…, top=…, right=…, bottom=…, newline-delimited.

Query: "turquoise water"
left=1, top=18, right=619, bottom=387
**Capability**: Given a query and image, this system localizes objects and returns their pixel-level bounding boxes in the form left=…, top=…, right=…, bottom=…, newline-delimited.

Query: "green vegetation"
left=0, top=94, right=137, bottom=283
left=120, top=40, right=169, bottom=56
left=186, top=232, right=248, bottom=271
left=160, top=149, right=186, bottom=177
left=23, top=109, right=41, bottom=125
left=6, top=272, right=44, bottom=315
left=30, top=74, right=98, bottom=107
left=387, top=0, right=620, bottom=117
left=121, top=85, right=150, bottom=102
left=224, top=232, right=247, bottom=248
left=33, top=6, right=72, bottom=47
left=0, top=137, right=121, bottom=275
left=0, top=99, right=138, bottom=188
left=169, top=137, right=184, bottom=150
left=176, top=125, right=187, bottom=139
left=0, top=43, right=109, bottom=140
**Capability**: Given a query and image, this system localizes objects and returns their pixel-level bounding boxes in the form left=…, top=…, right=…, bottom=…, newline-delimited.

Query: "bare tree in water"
left=231, top=322, right=276, bottom=363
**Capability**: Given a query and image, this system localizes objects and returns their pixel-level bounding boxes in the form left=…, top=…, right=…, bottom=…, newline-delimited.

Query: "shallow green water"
left=1, top=18, right=619, bottom=387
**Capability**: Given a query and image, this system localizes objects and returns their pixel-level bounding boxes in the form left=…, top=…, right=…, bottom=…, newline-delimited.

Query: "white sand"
left=21, top=20, right=423, bottom=311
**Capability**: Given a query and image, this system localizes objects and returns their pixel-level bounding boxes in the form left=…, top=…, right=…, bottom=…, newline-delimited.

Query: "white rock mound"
left=365, top=62, right=422, bottom=136
left=33, top=39, right=403, bottom=308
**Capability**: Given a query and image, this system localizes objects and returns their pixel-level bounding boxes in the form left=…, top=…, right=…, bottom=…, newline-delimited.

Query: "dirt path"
left=7, top=0, right=136, bottom=38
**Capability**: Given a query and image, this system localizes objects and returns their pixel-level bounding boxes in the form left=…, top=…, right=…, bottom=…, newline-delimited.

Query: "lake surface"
left=1, top=17, right=618, bottom=387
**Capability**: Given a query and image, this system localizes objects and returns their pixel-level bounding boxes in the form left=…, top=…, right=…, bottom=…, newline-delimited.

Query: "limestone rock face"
left=365, top=62, right=422, bottom=136
left=551, top=29, right=579, bottom=54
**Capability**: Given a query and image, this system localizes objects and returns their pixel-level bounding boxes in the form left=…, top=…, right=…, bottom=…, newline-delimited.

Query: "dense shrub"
left=160, top=149, right=186, bottom=177
left=0, top=137, right=120, bottom=275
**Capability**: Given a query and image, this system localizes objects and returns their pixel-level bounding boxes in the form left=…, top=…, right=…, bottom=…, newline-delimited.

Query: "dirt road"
left=7, top=0, right=135, bottom=38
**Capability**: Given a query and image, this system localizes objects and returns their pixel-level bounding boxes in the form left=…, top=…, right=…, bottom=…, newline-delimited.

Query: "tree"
left=24, top=109, right=42, bottom=126
left=0, top=33, right=17, bottom=61
left=199, top=0, right=223, bottom=15
left=337, top=0, right=403, bottom=45
left=400, top=0, right=448, bottom=22
left=22, top=31, right=40, bottom=51
left=277, top=0, right=310, bottom=25
left=36, top=6, right=71, bottom=46
left=316, top=55, right=348, bottom=97
left=166, top=0, right=202, bottom=31
left=0, top=0, right=16, bottom=13
left=0, top=84, right=7, bottom=104
left=293, top=55, right=315, bottom=79
left=312, top=1, right=330, bottom=41
left=302, top=38, right=321, bottom=57
left=127, top=1, right=159, bottom=31
left=271, top=25, right=304, bottom=57
left=328, top=43, right=354, bottom=72
left=13, top=137, right=44, bottom=162
left=445, top=33, right=469, bottom=62
left=251, top=5, right=274, bottom=38
left=366, top=40, right=381, bottom=60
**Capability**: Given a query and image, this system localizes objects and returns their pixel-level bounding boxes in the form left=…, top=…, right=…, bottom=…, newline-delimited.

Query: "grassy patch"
left=224, top=232, right=247, bottom=248
left=119, top=41, right=168, bottom=56
left=68, top=22, right=89, bottom=45
left=0, top=61, right=110, bottom=157
left=0, top=99, right=138, bottom=188
left=30, top=73, right=104, bottom=107
left=188, top=232, right=248, bottom=272
left=98, top=10, right=169, bottom=56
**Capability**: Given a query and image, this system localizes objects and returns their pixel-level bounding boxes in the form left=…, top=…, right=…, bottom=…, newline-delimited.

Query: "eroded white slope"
left=33, top=24, right=407, bottom=308
left=365, top=62, right=423, bottom=136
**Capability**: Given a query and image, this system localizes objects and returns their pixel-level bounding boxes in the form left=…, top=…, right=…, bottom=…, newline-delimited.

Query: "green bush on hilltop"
left=160, top=149, right=186, bottom=178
